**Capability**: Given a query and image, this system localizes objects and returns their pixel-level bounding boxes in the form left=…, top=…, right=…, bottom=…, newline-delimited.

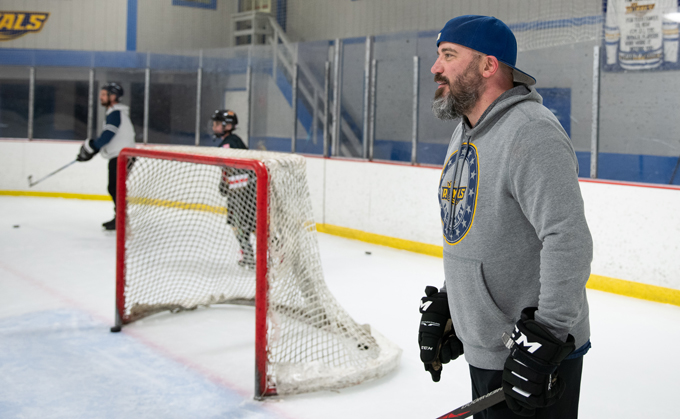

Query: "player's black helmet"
left=211, top=109, right=238, bottom=127
left=101, top=82, right=124, bottom=99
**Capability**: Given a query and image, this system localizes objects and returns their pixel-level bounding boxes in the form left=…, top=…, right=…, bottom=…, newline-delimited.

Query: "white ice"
left=1, top=196, right=679, bottom=418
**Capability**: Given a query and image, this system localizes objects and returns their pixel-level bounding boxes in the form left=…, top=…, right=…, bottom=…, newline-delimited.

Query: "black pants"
left=469, top=356, right=583, bottom=419
left=108, top=157, right=118, bottom=209
left=227, top=199, right=256, bottom=260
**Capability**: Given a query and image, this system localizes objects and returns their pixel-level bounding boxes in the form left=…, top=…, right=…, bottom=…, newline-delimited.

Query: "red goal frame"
left=112, top=147, right=274, bottom=398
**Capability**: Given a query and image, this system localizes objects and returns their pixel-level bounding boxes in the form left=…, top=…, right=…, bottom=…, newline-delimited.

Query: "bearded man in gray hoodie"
left=417, top=15, right=593, bottom=419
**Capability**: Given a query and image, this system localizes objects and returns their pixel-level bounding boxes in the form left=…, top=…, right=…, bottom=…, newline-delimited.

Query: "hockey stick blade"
left=436, top=387, right=505, bottom=419
left=27, top=160, right=77, bottom=187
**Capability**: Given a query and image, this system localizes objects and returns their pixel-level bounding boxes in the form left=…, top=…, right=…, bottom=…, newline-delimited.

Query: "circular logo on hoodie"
left=439, top=143, right=479, bottom=245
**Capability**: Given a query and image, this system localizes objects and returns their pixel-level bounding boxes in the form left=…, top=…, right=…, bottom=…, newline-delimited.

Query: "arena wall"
left=136, top=1, right=235, bottom=53
left=2, top=140, right=679, bottom=300
left=0, top=0, right=235, bottom=53
left=283, top=0, right=603, bottom=43
left=0, top=0, right=127, bottom=51
left=3, top=0, right=679, bottom=166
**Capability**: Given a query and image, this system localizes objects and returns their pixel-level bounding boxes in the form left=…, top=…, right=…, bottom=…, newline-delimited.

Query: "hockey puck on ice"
left=13, top=225, right=19, bottom=228
left=110, top=325, right=122, bottom=333
left=365, top=251, right=372, bottom=255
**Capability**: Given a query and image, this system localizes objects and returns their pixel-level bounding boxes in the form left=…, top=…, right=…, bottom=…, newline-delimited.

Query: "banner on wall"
left=0, top=12, right=49, bottom=41
left=604, top=0, right=680, bottom=71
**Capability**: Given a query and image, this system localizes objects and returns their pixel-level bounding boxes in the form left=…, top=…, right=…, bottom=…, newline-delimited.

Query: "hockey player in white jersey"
left=76, top=82, right=136, bottom=230
left=605, top=0, right=680, bottom=70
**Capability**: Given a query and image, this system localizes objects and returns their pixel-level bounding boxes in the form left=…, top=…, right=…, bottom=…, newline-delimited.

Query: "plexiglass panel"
left=416, top=33, right=459, bottom=166
left=372, top=32, right=418, bottom=162
left=200, top=47, right=250, bottom=147
left=249, top=44, right=294, bottom=152
left=0, top=66, right=30, bottom=139
left=33, top=67, right=91, bottom=141
left=295, top=40, right=331, bottom=155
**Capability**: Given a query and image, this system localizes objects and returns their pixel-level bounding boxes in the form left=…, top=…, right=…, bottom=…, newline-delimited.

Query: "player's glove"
left=76, top=139, right=98, bottom=162
left=502, top=307, right=575, bottom=416
left=418, top=285, right=463, bottom=382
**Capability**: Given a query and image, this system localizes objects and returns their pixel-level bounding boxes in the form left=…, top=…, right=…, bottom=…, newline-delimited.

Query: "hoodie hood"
left=463, top=84, right=541, bottom=138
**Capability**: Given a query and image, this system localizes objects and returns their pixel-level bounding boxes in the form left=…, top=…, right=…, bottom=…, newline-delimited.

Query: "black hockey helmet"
left=101, top=82, right=124, bottom=99
left=211, top=109, right=238, bottom=127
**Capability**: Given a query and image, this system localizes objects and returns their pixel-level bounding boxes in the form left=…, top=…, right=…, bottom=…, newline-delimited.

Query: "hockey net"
left=506, top=0, right=605, bottom=51
left=113, top=145, right=401, bottom=398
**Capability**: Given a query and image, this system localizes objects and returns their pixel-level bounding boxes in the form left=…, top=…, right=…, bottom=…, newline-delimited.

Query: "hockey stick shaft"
left=28, top=159, right=77, bottom=187
left=436, top=387, right=505, bottom=419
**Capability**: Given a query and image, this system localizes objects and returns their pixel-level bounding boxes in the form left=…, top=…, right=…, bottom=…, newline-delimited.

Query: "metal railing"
left=268, top=17, right=363, bottom=157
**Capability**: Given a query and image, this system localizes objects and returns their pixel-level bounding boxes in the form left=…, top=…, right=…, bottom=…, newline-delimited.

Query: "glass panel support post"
left=195, top=50, right=203, bottom=146
left=246, top=46, right=253, bottom=148
left=368, top=59, right=377, bottom=161
left=590, top=45, right=600, bottom=179
left=87, top=68, right=95, bottom=139
left=362, top=36, right=373, bottom=159
left=331, top=39, right=343, bottom=157
left=28, top=67, right=35, bottom=140
left=411, top=55, right=419, bottom=165
left=143, top=53, right=150, bottom=144
left=323, top=61, right=331, bottom=158
left=291, top=45, right=298, bottom=153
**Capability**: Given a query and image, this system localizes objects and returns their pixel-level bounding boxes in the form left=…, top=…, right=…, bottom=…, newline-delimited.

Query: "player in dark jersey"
left=211, top=109, right=246, bottom=149
left=211, top=110, right=257, bottom=269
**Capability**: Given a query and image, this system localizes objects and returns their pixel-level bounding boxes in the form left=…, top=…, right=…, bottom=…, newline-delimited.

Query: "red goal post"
left=111, top=145, right=401, bottom=399
left=114, top=145, right=271, bottom=396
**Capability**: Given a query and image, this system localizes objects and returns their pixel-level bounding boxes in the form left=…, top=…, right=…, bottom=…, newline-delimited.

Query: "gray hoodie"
left=439, top=85, right=592, bottom=370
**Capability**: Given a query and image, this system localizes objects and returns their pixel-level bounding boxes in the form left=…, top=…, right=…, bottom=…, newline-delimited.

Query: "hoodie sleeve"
left=92, top=110, right=121, bottom=151
left=507, top=117, right=593, bottom=341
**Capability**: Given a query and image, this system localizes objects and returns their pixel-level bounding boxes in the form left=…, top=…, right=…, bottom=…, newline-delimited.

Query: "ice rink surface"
left=1, top=196, right=679, bottom=418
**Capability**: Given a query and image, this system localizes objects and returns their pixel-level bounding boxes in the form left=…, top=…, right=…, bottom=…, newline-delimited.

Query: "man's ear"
left=481, top=55, right=500, bottom=79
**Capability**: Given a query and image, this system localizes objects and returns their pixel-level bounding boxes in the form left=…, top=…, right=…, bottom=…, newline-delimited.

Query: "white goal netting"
left=461, top=0, right=605, bottom=51
left=117, top=145, right=401, bottom=396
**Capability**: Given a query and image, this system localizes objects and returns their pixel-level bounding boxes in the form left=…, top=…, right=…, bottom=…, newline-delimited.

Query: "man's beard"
left=432, top=56, right=485, bottom=120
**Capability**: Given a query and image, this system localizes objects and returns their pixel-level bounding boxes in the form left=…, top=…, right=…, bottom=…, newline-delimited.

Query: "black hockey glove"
left=76, top=139, right=97, bottom=162
left=418, top=285, right=463, bottom=382
left=502, top=307, right=575, bottom=417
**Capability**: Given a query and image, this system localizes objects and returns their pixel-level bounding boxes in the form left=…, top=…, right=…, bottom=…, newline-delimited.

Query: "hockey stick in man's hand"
left=28, top=159, right=77, bottom=187
left=435, top=387, right=505, bottom=418
left=436, top=331, right=523, bottom=418
left=436, top=330, right=526, bottom=418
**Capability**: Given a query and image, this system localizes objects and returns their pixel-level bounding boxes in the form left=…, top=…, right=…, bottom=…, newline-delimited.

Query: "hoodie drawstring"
left=448, top=131, right=471, bottom=231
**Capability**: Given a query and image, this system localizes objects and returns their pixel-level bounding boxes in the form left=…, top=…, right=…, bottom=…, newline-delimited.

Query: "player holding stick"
left=76, top=82, right=135, bottom=230
left=418, top=16, right=593, bottom=418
